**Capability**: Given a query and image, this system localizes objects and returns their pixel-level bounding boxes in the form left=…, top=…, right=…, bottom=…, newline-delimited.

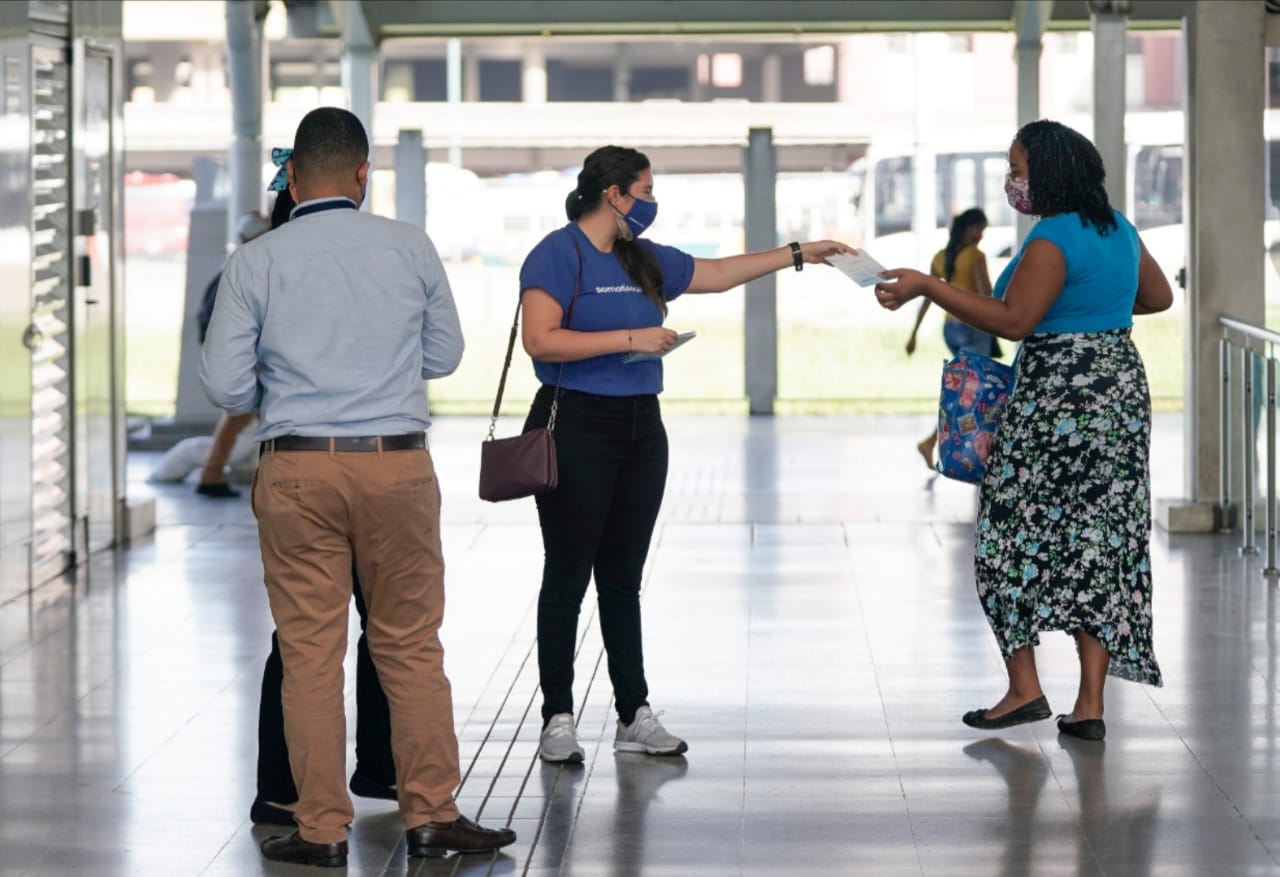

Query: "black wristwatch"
left=789, top=241, right=803, bottom=271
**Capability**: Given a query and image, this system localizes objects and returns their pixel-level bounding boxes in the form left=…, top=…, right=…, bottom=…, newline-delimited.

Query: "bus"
left=844, top=111, right=1280, bottom=293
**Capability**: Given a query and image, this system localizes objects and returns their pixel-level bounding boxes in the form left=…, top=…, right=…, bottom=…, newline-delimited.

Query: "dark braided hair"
left=943, top=207, right=987, bottom=282
left=1015, top=119, right=1117, bottom=236
left=565, top=145, right=666, bottom=316
left=269, top=187, right=295, bottom=229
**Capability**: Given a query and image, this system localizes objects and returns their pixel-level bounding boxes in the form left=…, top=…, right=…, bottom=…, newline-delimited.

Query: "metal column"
left=1013, top=0, right=1050, bottom=247
left=1090, top=1, right=1128, bottom=210
left=395, top=129, right=426, bottom=231
left=743, top=127, right=777, bottom=416
left=225, top=0, right=266, bottom=247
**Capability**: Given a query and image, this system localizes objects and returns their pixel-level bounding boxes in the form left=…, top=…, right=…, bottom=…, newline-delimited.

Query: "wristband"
left=789, top=241, right=803, bottom=272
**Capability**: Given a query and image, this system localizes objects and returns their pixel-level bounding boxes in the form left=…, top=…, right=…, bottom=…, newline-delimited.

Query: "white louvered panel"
left=29, top=45, right=73, bottom=579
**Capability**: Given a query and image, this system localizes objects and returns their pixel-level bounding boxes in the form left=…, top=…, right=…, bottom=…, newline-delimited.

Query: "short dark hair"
left=1016, top=119, right=1117, bottom=236
left=290, top=107, right=369, bottom=185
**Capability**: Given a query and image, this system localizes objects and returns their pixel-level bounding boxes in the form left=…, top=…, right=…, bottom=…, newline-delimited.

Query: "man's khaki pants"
left=252, top=445, right=461, bottom=844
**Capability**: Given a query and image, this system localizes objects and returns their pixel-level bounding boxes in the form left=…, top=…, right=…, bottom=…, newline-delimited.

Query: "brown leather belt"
left=261, top=433, right=426, bottom=454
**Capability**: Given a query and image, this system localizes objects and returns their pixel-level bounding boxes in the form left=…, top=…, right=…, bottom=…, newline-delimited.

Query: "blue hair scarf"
left=268, top=147, right=292, bottom=191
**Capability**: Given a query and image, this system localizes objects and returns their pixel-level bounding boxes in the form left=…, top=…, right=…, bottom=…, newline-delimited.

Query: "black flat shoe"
left=195, top=482, right=241, bottom=498
left=260, top=830, right=347, bottom=867
left=249, top=798, right=297, bottom=826
left=962, top=695, right=1052, bottom=730
left=1057, top=714, right=1106, bottom=741
left=349, top=770, right=397, bottom=801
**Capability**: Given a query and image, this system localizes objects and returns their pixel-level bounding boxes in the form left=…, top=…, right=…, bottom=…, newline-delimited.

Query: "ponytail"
left=569, top=146, right=667, bottom=316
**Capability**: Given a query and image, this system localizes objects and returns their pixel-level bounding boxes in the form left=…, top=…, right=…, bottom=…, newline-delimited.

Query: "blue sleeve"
left=519, top=231, right=578, bottom=313
left=641, top=240, right=695, bottom=300
left=1024, top=214, right=1076, bottom=260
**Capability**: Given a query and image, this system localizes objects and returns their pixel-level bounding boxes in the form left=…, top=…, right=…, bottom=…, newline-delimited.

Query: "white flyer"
left=826, top=251, right=889, bottom=287
left=622, top=330, right=697, bottom=364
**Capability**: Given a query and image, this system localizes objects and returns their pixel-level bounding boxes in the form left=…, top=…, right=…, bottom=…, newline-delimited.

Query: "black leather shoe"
left=1057, top=714, right=1106, bottom=741
left=349, top=770, right=397, bottom=801
left=962, top=695, right=1052, bottom=730
left=249, top=798, right=296, bottom=826
left=260, top=831, right=347, bottom=867
left=406, top=814, right=516, bottom=857
left=195, top=481, right=241, bottom=498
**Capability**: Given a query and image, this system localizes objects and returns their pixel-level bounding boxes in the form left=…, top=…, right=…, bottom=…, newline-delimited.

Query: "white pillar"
left=395, top=130, right=426, bottom=231
left=744, top=128, right=777, bottom=415
left=761, top=51, right=782, bottom=103
left=1176, top=0, right=1267, bottom=520
left=446, top=38, right=462, bottom=166
left=225, top=0, right=265, bottom=250
left=613, top=45, right=631, bottom=102
left=1013, top=0, right=1051, bottom=246
left=1092, top=6, right=1128, bottom=210
left=463, top=53, right=480, bottom=102
left=337, top=0, right=377, bottom=208
left=912, top=33, right=942, bottom=270
left=522, top=44, right=546, bottom=104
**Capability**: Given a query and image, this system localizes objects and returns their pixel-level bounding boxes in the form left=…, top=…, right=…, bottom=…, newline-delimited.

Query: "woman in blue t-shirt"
left=520, top=145, right=851, bottom=763
left=874, top=120, right=1174, bottom=742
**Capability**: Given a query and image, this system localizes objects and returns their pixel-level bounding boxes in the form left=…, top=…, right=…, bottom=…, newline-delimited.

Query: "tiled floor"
left=2, top=414, right=1278, bottom=876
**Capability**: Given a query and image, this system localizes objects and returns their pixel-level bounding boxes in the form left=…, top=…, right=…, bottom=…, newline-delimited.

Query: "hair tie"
left=267, top=147, right=292, bottom=192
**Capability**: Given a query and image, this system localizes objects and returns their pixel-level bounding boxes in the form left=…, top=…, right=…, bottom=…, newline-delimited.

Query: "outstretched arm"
left=686, top=240, right=853, bottom=294
left=875, top=239, right=1066, bottom=341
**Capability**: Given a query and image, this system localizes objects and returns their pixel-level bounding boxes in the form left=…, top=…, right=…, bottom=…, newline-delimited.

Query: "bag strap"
left=486, top=229, right=584, bottom=440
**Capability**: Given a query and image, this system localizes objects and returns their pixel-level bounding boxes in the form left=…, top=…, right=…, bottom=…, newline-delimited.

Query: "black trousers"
left=256, top=566, right=396, bottom=802
left=523, top=385, right=668, bottom=727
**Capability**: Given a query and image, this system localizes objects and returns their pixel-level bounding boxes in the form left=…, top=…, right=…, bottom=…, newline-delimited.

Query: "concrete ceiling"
left=283, top=0, right=1191, bottom=41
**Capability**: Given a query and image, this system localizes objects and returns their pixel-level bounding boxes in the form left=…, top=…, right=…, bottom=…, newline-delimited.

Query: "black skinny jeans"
left=523, top=385, right=668, bottom=727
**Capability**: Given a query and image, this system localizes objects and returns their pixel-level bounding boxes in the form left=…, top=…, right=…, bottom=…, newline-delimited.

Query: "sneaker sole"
left=538, top=748, right=585, bottom=764
left=614, top=741, right=689, bottom=756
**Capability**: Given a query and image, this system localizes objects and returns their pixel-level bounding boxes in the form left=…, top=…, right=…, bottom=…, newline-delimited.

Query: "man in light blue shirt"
left=200, top=106, right=515, bottom=867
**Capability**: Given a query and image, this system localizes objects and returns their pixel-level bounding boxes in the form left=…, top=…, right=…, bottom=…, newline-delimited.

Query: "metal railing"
left=1220, top=316, right=1280, bottom=576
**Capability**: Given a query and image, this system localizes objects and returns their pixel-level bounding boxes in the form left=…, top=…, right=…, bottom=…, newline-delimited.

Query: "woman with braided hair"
left=875, top=120, right=1173, bottom=742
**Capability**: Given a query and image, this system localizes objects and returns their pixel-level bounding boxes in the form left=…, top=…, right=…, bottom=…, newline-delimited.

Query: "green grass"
left=125, top=309, right=1190, bottom=418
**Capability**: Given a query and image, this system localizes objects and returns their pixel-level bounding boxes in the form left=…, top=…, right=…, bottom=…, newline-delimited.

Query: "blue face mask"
left=621, top=196, right=658, bottom=237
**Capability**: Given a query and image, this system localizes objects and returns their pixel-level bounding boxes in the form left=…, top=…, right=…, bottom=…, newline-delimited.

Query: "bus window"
left=982, top=157, right=1015, bottom=227
left=941, top=156, right=977, bottom=223
left=874, top=156, right=913, bottom=238
left=1132, top=145, right=1182, bottom=230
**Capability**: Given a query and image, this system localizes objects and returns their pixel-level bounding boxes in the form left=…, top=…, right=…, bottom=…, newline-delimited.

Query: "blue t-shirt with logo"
left=994, top=209, right=1140, bottom=334
left=519, top=223, right=695, bottom=396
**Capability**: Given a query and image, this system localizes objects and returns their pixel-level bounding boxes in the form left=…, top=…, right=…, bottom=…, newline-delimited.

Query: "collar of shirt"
left=290, top=196, right=359, bottom=220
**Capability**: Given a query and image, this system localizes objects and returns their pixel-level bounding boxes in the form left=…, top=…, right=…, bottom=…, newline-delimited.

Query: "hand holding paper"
left=826, top=250, right=889, bottom=287
left=623, top=331, right=696, bottom=364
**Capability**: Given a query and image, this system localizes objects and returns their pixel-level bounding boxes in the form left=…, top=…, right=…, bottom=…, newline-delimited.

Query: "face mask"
left=1004, top=175, right=1032, bottom=215
left=616, top=196, right=658, bottom=238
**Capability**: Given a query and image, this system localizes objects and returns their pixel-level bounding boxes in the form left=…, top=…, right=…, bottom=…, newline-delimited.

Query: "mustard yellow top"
left=930, top=243, right=987, bottom=321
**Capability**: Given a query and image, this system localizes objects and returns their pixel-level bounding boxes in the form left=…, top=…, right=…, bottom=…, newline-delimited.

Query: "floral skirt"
left=974, top=328, right=1163, bottom=687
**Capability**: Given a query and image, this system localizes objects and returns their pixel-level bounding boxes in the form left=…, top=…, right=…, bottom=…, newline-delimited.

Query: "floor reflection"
left=964, top=737, right=1162, bottom=877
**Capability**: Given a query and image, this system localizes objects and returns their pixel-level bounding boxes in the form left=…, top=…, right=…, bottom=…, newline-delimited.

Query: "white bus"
left=845, top=112, right=1280, bottom=293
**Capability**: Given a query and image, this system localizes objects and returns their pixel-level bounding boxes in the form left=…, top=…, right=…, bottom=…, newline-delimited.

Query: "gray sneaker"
left=539, top=713, right=585, bottom=763
left=614, top=706, right=688, bottom=756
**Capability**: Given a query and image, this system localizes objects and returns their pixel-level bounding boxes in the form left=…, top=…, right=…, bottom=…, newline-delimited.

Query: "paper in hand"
left=826, top=251, right=889, bottom=287
left=622, top=331, right=697, bottom=364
